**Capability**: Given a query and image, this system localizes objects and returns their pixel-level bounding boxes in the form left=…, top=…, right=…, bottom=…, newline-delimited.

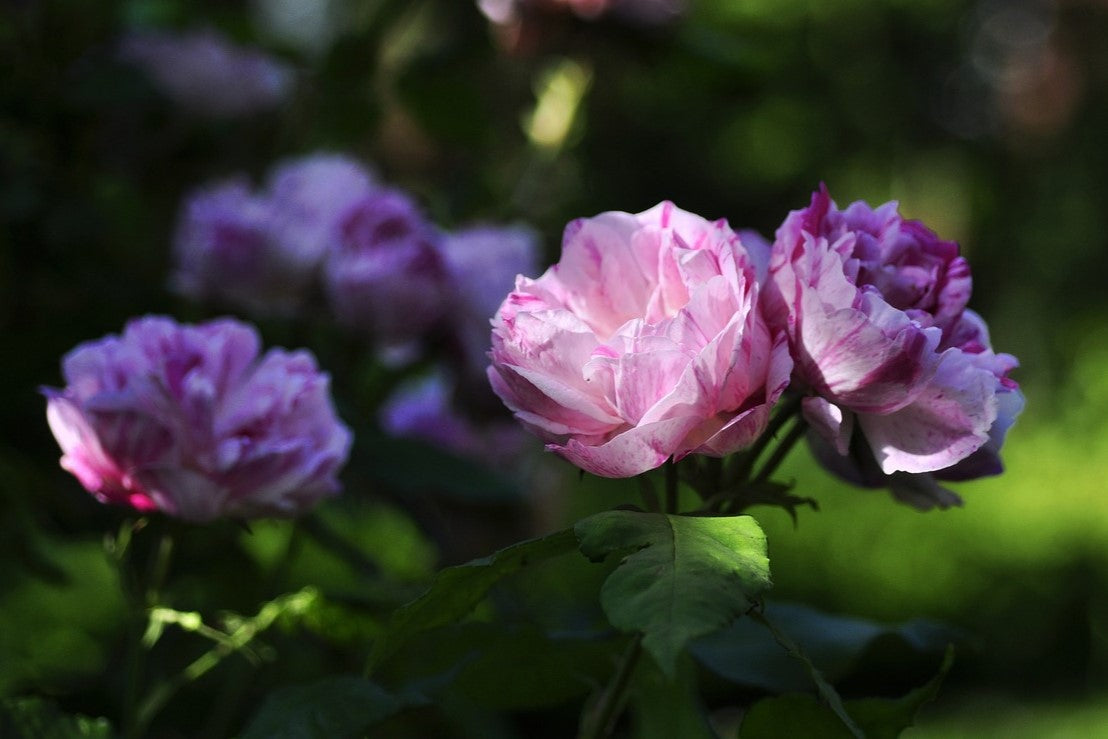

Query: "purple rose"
left=488, top=202, right=792, bottom=478
left=478, top=0, right=684, bottom=25
left=766, top=185, right=1022, bottom=483
left=380, top=372, right=528, bottom=466
left=437, top=224, right=541, bottom=383
left=265, top=153, right=379, bottom=265
left=323, top=189, right=449, bottom=347
left=171, top=179, right=313, bottom=315
left=119, top=28, right=293, bottom=118
left=44, top=316, right=351, bottom=522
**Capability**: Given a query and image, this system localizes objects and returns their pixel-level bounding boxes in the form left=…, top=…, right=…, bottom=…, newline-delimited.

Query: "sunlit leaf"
left=575, top=511, right=771, bottom=676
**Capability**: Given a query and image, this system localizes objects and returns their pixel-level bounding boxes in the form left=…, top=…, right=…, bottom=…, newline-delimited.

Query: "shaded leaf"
left=630, top=654, right=717, bottom=739
left=0, top=697, right=115, bottom=738
left=367, top=528, right=578, bottom=670
left=240, top=676, right=429, bottom=739
left=739, top=646, right=955, bottom=739
left=691, top=602, right=960, bottom=693
left=358, top=429, right=520, bottom=505
left=739, top=693, right=855, bottom=739
left=385, top=622, right=617, bottom=711
left=575, top=511, right=771, bottom=676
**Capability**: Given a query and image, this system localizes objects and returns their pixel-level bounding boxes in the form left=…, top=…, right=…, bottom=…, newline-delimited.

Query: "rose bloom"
left=119, top=28, right=293, bottom=118
left=380, top=371, right=529, bottom=468
left=437, top=224, right=541, bottom=386
left=171, top=179, right=305, bottom=315
left=765, top=185, right=1022, bottom=494
left=265, top=153, right=378, bottom=266
left=44, top=317, right=351, bottom=522
left=323, top=189, right=450, bottom=348
left=172, top=154, right=379, bottom=316
left=488, top=202, right=792, bottom=478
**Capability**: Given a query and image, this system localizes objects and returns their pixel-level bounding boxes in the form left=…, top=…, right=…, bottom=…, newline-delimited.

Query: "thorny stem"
left=579, top=634, right=644, bottom=739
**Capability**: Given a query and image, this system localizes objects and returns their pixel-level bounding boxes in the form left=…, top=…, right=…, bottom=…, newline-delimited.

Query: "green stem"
left=729, top=393, right=804, bottom=485
left=752, top=417, right=808, bottom=484
left=750, top=609, right=863, bottom=738
left=579, top=634, right=644, bottom=739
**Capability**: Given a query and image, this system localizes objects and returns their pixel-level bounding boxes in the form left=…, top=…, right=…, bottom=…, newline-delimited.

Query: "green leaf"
left=739, top=646, right=955, bottom=739
left=575, top=511, right=771, bottom=676
left=844, top=645, right=955, bottom=739
left=739, top=693, right=855, bottom=739
left=386, top=622, right=618, bottom=711
left=630, top=654, right=717, bottom=739
left=0, top=537, right=126, bottom=694
left=0, top=697, right=115, bottom=738
left=240, top=676, right=429, bottom=739
left=691, top=602, right=960, bottom=693
left=367, top=528, right=578, bottom=671
left=357, top=429, right=521, bottom=505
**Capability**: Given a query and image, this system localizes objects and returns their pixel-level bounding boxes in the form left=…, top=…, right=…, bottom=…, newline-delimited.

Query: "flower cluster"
left=172, top=153, right=539, bottom=361
left=45, top=316, right=351, bottom=522
left=119, top=28, right=293, bottom=118
left=488, top=188, right=1022, bottom=503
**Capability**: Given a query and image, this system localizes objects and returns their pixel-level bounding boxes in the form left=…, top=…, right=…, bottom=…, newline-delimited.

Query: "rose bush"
left=765, top=185, right=1022, bottom=488
left=44, top=316, right=351, bottom=522
left=488, top=201, right=792, bottom=477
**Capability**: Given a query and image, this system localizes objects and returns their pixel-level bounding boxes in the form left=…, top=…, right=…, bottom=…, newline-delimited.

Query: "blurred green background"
left=3, top=0, right=1108, bottom=735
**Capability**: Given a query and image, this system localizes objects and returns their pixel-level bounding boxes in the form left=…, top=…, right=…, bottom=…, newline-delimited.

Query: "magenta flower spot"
left=119, top=28, right=293, bottom=118
left=44, top=316, right=351, bottom=522
left=488, top=202, right=792, bottom=478
left=766, top=185, right=1022, bottom=480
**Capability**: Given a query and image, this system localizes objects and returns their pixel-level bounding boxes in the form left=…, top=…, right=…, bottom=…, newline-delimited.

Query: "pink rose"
left=44, top=316, right=351, bottom=522
left=766, top=185, right=1022, bottom=481
left=488, top=202, right=792, bottom=478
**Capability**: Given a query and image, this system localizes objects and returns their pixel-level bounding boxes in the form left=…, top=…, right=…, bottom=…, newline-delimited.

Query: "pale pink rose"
left=488, top=202, right=792, bottom=478
left=44, top=316, right=351, bottom=522
left=766, top=185, right=1021, bottom=480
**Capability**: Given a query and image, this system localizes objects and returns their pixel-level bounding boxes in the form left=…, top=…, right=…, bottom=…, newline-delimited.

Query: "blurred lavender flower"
left=380, top=372, right=528, bottom=466
left=172, top=179, right=305, bottom=315
left=44, top=316, right=351, bottom=522
left=172, top=154, right=379, bottom=317
left=323, top=189, right=450, bottom=348
left=437, top=224, right=541, bottom=383
left=119, top=28, right=293, bottom=118
left=478, top=0, right=684, bottom=25
left=266, top=153, right=378, bottom=268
